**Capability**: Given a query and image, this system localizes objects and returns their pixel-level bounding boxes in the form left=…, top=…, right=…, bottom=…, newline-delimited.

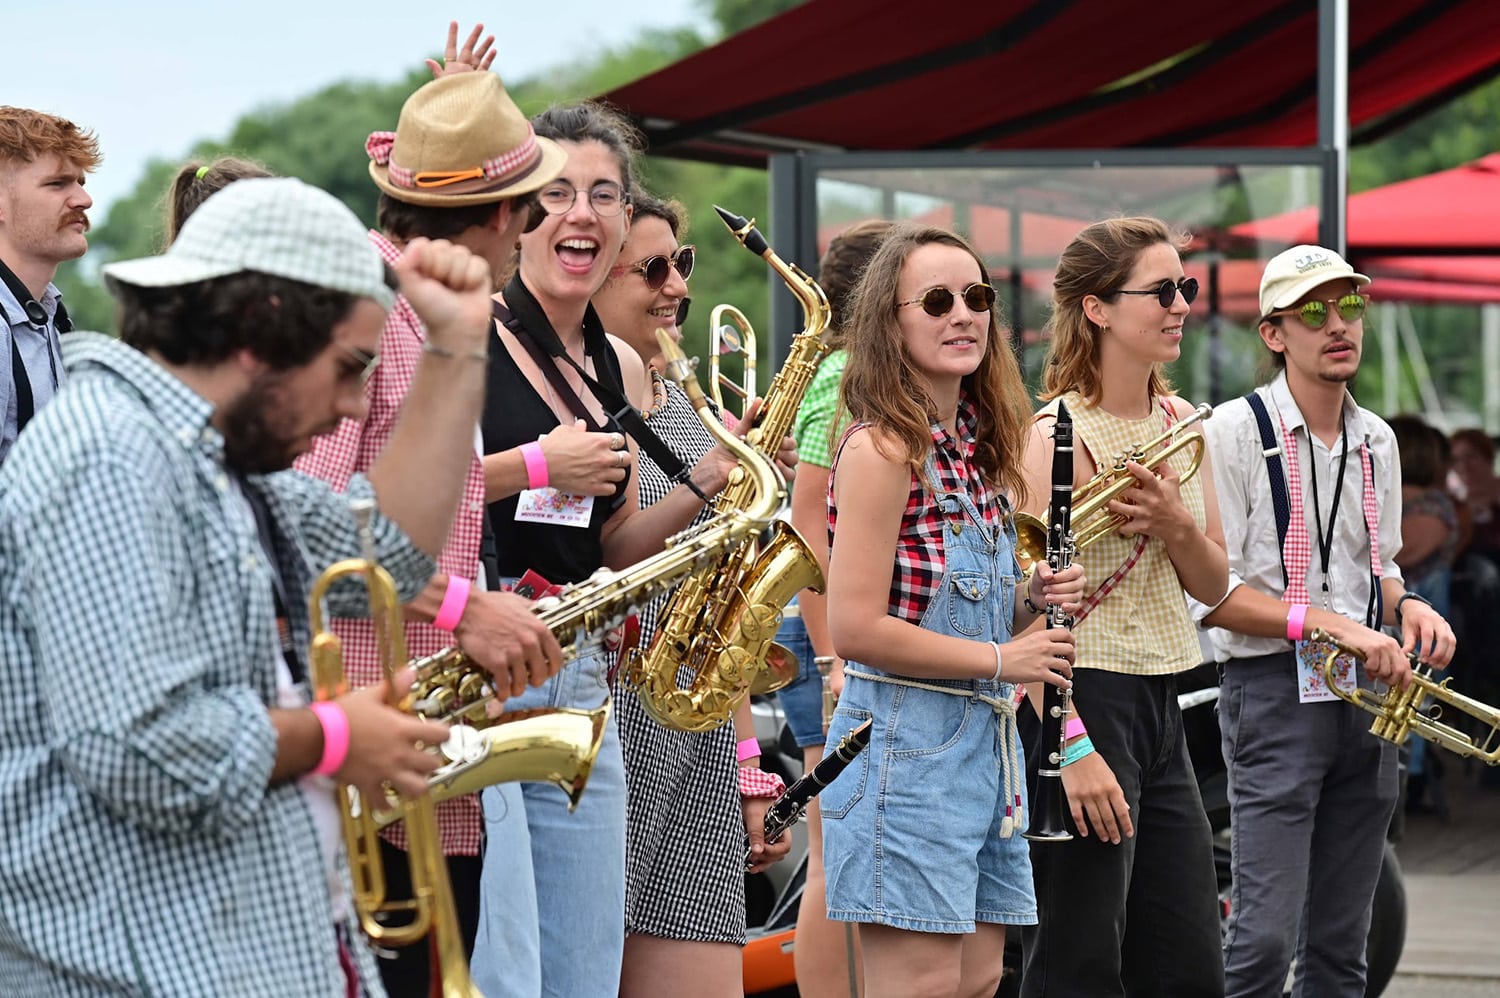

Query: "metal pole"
left=1483, top=303, right=1500, bottom=434
left=1317, top=0, right=1349, bottom=256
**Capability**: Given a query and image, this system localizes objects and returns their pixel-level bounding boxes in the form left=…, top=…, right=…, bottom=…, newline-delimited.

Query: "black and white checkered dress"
left=612, top=372, right=746, bottom=944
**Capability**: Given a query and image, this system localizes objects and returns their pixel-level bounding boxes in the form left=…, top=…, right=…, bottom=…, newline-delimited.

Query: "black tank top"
left=481, top=297, right=630, bottom=586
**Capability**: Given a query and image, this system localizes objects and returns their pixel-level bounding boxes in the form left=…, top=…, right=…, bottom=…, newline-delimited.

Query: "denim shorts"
left=820, top=669, right=1037, bottom=933
left=772, top=602, right=828, bottom=749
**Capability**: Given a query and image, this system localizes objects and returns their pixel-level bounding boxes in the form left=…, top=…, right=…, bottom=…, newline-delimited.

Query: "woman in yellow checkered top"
left=1016, top=217, right=1230, bottom=997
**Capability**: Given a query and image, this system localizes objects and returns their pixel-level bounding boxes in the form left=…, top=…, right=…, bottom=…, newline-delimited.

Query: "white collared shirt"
left=1189, top=372, right=1404, bottom=661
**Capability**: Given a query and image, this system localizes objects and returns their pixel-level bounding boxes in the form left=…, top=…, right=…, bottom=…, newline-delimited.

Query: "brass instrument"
left=623, top=206, right=833, bottom=732
left=814, top=655, right=837, bottom=735
left=1308, top=628, right=1500, bottom=764
left=1014, top=402, right=1213, bottom=571
left=307, top=499, right=480, bottom=998
left=709, top=303, right=756, bottom=420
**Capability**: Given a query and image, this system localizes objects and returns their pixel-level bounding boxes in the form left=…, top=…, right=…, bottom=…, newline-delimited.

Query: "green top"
left=793, top=348, right=849, bottom=469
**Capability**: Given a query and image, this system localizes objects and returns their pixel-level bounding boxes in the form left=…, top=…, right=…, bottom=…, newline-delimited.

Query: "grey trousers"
left=1218, top=651, right=1398, bottom=998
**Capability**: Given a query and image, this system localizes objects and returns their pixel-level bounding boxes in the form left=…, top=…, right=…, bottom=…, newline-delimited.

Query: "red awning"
left=1230, top=155, right=1500, bottom=255
left=601, top=0, right=1500, bottom=167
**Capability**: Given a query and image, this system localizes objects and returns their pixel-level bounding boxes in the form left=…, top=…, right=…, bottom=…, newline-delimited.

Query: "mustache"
left=63, top=213, right=90, bottom=232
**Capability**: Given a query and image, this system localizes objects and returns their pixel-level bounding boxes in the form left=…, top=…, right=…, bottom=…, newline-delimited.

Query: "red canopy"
left=1230, top=154, right=1500, bottom=255
left=602, top=0, right=1500, bottom=166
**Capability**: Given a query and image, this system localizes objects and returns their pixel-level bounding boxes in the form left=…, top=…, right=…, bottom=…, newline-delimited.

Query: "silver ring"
left=617, top=450, right=627, bottom=468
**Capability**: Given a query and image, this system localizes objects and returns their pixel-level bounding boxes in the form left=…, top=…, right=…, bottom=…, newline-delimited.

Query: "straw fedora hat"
left=367, top=72, right=566, bottom=207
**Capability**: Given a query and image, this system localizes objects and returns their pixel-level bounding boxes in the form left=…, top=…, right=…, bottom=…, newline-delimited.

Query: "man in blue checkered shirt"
left=0, top=177, right=507, bottom=996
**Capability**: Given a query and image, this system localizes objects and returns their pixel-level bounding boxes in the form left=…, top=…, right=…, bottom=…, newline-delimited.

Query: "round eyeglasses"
left=1269, top=292, right=1368, bottom=329
left=625, top=245, right=695, bottom=291
left=1113, top=277, right=1199, bottom=308
left=532, top=180, right=630, bottom=218
left=897, top=282, right=996, bottom=318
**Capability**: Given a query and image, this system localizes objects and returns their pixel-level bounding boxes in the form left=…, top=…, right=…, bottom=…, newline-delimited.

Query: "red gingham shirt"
left=293, top=230, right=488, bottom=855
left=828, top=396, right=1000, bottom=625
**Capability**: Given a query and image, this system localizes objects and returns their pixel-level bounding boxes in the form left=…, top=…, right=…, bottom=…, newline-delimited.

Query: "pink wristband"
left=433, top=576, right=471, bottom=631
left=736, top=737, right=761, bottom=763
left=1286, top=603, right=1309, bottom=642
left=1063, top=716, right=1087, bottom=741
left=520, top=441, right=549, bottom=490
left=309, top=701, right=350, bottom=777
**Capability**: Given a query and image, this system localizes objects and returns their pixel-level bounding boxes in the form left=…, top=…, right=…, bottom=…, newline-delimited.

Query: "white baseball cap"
left=1258, top=245, right=1370, bottom=319
left=103, top=177, right=395, bottom=311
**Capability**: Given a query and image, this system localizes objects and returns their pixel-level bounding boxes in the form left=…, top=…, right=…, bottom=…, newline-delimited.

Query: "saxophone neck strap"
left=492, top=278, right=709, bottom=503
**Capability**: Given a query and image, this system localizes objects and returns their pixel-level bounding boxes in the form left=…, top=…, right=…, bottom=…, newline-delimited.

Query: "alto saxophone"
left=397, top=327, right=792, bottom=761
left=623, top=206, right=833, bottom=732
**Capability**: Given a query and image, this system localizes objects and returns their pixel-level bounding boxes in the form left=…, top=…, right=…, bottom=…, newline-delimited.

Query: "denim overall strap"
left=845, top=446, right=1028, bottom=835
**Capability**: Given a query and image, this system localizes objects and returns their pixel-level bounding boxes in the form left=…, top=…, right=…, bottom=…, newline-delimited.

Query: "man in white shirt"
left=1193, top=245, right=1456, bottom=997
left=0, top=106, right=99, bottom=465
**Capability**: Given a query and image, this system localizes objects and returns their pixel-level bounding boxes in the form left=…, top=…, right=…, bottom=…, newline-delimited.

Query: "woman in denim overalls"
left=818, top=225, right=1085, bottom=998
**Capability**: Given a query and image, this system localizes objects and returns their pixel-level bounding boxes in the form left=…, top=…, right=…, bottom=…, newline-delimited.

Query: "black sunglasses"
left=1114, top=276, right=1199, bottom=308
left=675, top=296, right=692, bottom=327
left=625, top=245, right=695, bottom=291
left=1269, top=293, right=1368, bottom=329
left=897, top=282, right=996, bottom=318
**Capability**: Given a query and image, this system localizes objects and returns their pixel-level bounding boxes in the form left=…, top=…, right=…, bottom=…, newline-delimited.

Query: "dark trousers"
left=1021, top=669, right=1224, bottom=998
left=1218, top=652, right=1397, bottom=998
left=373, top=837, right=484, bottom=998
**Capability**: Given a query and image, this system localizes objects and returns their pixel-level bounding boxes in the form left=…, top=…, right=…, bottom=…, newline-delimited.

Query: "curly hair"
left=818, top=218, right=895, bottom=349
left=839, top=222, right=1032, bottom=506
left=0, top=106, right=101, bottom=173
left=116, top=271, right=390, bottom=371
left=1042, top=216, right=1188, bottom=403
left=627, top=187, right=686, bottom=239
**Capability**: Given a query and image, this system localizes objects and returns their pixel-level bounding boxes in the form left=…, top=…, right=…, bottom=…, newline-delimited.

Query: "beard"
left=220, top=374, right=298, bottom=475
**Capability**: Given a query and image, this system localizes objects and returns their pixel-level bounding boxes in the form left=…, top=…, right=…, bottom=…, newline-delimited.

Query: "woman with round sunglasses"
left=590, top=189, right=795, bottom=998
left=819, top=223, right=1085, bottom=998
left=470, top=104, right=759, bottom=998
left=1016, top=216, right=1228, bottom=997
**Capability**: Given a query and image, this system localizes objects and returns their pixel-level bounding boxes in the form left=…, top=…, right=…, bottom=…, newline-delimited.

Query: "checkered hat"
left=102, top=177, right=395, bottom=310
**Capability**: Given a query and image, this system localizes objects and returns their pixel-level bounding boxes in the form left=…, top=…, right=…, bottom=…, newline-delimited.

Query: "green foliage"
left=704, top=0, right=805, bottom=36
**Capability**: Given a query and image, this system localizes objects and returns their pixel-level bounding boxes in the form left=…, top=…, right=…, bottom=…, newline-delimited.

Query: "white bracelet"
left=990, top=641, right=1003, bottom=683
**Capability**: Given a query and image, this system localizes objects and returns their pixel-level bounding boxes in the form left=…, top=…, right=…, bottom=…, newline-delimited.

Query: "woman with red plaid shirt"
left=818, top=224, right=1084, bottom=998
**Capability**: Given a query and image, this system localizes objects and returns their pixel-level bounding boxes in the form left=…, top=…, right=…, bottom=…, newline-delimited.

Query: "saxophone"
left=398, top=327, right=792, bottom=755
left=623, top=206, right=833, bottom=733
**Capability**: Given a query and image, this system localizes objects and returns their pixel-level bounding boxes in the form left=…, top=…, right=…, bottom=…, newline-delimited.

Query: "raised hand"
left=395, top=237, right=492, bottom=356
left=427, top=21, right=496, bottom=78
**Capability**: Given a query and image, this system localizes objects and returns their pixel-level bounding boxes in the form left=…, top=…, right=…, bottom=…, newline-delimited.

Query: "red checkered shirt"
left=828, top=396, right=1000, bottom=625
left=293, top=230, right=488, bottom=855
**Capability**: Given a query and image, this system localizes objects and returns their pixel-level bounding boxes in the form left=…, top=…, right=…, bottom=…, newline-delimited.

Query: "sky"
left=5, top=0, right=710, bottom=218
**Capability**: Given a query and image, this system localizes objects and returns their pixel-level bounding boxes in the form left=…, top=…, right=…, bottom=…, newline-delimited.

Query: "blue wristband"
left=1061, top=734, right=1096, bottom=768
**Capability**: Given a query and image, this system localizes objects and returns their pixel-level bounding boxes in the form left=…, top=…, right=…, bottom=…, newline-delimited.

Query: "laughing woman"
left=821, top=223, right=1084, bottom=998
left=468, top=104, right=749, bottom=998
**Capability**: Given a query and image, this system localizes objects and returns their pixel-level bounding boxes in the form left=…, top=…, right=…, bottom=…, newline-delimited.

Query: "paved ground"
left=1388, top=755, right=1500, bottom=993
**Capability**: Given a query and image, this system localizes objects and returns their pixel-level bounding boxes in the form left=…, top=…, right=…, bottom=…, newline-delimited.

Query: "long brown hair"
left=1043, top=216, right=1188, bottom=403
left=839, top=223, right=1032, bottom=505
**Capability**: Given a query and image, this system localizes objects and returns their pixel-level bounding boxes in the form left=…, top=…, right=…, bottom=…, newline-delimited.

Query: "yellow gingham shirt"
left=1038, top=393, right=1205, bottom=676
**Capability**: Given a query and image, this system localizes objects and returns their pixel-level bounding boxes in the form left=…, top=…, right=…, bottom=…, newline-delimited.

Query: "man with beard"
left=0, top=106, right=100, bottom=467
left=1192, top=245, right=1457, bottom=997
left=293, top=30, right=576, bottom=993
left=0, top=176, right=494, bottom=996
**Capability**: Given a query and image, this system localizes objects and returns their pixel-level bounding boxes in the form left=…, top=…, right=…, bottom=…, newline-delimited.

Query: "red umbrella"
left=1230, top=154, right=1500, bottom=254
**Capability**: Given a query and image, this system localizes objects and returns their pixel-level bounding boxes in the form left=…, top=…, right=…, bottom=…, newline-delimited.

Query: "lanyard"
left=1306, top=416, right=1349, bottom=607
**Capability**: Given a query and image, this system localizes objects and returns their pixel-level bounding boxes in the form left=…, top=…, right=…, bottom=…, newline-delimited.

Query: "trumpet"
left=709, top=303, right=756, bottom=421
left=308, top=499, right=480, bottom=998
left=1014, top=402, right=1213, bottom=571
left=1308, top=628, right=1500, bottom=764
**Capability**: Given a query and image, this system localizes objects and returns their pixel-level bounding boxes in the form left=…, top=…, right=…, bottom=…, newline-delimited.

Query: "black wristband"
left=1394, top=591, right=1432, bottom=627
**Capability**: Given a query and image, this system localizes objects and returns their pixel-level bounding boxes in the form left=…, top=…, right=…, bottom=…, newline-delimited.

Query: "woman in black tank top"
left=468, top=103, right=754, bottom=998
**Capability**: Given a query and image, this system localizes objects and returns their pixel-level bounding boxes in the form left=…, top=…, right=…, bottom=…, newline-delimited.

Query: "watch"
left=1394, top=591, right=1432, bottom=627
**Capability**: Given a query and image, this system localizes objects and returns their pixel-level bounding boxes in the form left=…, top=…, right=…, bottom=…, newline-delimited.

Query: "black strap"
left=1244, top=392, right=1289, bottom=588
left=492, top=277, right=710, bottom=502
left=239, top=480, right=307, bottom=685
left=2, top=256, right=69, bottom=433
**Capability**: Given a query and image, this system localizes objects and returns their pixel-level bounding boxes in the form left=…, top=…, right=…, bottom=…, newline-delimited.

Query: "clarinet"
left=1024, top=400, right=1076, bottom=842
left=749, top=719, right=873, bottom=863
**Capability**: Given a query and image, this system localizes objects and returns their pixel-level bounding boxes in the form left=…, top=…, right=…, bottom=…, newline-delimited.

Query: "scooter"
left=742, top=665, right=1408, bottom=998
